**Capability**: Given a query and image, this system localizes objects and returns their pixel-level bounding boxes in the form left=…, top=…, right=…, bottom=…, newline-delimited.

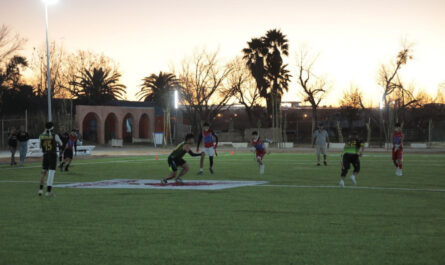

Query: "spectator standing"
left=8, top=127, right=18, bottom=166
left=17, top=125, right=30, bottom=165
left=312, top=123, right=330, bottom=166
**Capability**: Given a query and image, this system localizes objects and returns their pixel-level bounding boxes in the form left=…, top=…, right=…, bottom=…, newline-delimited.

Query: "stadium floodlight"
left=42, top=0, right=58, bottom=121
left=174, top=90, right=179, bottom=109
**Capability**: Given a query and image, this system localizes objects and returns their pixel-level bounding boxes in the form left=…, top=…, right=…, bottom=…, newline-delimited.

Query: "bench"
left=410, top=143, right=428, bottom=149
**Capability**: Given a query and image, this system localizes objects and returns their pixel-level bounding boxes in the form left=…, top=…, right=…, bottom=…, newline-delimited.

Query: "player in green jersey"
left=340, top=131, right=365, bottom=188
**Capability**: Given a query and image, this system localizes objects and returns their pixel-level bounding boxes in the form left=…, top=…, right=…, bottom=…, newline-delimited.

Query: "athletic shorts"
left=256, top=150, right=266, bottom=160
left=316, top=144, right=327, bottom=156
left=392, top=147, right=403, bottom=161
left=202, top=147, right=215, bottom=156
left=342, top=153, right=360, bottom=173
left=63, top=148, right=73, bottom=159
left=42, top=153, right=57, bottom=170
left=168, top=156, right=186, bottom=172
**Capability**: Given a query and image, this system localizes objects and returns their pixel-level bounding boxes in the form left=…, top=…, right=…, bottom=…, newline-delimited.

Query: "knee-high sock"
left=209, top=156, right=214, bottom=168
left=47, top=170, right=55, bottom=187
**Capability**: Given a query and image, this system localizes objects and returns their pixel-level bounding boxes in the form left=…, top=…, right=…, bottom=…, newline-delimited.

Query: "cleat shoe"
left=45, top=192, right=54, bottom=197
left=317, top=163, right=321, bottom=166
left=175, top=178, right=184, bottom=184
left=38, top=190, right=43, bottom=196
left=209, top=168, right=214, bottom=174
left=161, top=179, right=168, bottom=185
left=350, top=175, right=357, bottom=185
left=324, top=161, right=327, bottom=166
left=197, top=171, right=203, bottom=175
left=339, top=179, right=345, bottom=188
left=65, top=167, right=69, bottom=172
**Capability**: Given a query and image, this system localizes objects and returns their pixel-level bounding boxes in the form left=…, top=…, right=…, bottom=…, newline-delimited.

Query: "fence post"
left=1, top=120, right=4, bottom=148
left=428, top=119, right=432, bottom=148
left=25, top=109, right=28, bottom=131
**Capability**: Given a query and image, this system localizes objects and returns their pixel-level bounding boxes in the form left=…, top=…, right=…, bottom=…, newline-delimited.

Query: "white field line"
left=1, top=179, right=445, bottom=193
left=0, top=156, right=444, bottom=171
left=260, top=184, right=445, bottom=193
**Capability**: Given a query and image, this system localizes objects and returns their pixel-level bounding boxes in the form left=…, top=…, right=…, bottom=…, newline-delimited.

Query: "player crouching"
left=251, top=131, right=267, bottom=174
left=38, top=122, right=63, bottom=197
left=392, top=123, right=404, bottom=176
left=161, top=133, right=203, bottom=185
left=339, top=131, right=365, bottom=188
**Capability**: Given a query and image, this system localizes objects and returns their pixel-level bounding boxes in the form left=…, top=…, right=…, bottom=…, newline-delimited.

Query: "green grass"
left=1, top=152, right=444, bottom=265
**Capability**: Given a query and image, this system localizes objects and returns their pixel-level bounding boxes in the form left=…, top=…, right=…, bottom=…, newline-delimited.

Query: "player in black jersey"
left=38, top=122, right=62, bottom=197
left=161, top=133, right=203, bottom=184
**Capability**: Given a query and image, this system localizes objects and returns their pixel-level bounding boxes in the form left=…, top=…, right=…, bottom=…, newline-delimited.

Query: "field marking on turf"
left=1, top=179, right=444, bottom=193
left=260, top=184, right=445, bottom=193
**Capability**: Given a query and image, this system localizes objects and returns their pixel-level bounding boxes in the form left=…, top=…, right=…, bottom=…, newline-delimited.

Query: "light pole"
left=42, top=0, right=58, bottom=122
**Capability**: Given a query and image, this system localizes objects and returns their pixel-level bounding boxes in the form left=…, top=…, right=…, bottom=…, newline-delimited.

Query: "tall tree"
left=0, top=56, right=29, bottom=115
left=70, top=67, right=126, bottom=104
left=377, top=42, right=414, bottom=142
left=137, top=71, right=179, bottom=145
left=243, top=29, right=291, bottom=134
left=0, top=25, right=26, bottom=65
left=228, top=57, right=263, bottom=127
left=296, top=48, right=330, bottom=133
left=175, top=49, right=235, bottom=135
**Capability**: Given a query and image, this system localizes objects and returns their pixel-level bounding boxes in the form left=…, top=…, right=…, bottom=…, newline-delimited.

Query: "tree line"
left=1, top=24, right=444, bottom=142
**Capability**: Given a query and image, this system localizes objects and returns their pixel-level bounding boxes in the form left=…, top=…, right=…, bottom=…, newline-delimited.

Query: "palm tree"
left=242, top=29, right=291, bottom=133
left=137, top=71, right=179, bottom=145
left=70, top=67, right=126, bottom=104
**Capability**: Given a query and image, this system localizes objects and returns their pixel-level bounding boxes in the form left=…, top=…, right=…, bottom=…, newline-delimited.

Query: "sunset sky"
left=2, top=0, right=445, bottom=105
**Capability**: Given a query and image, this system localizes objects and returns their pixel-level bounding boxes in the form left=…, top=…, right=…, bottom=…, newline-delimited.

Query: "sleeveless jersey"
left=393, top=131, right=403, bottom=147
left=40, top=133, right=58, bottom=154
left=343, top=138, right=364, bottom=155
left=169, top=142, right=187, bottom=159
left=202, top=131, right=215, bottom=148
left=252, top=138, right=265, bottom=152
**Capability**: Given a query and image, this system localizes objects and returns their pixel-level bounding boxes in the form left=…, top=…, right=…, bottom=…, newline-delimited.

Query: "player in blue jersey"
left=250, top=131, right=267, bottom=174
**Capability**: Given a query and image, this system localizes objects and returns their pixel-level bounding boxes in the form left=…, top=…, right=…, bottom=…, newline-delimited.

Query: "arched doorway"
left=139, top=114, right=150, bottom=139
left=82, top=112, right=100, bottom=143
left=104, top=113, right=118, bottom=143
left=122, top=113, right=134, bottom=143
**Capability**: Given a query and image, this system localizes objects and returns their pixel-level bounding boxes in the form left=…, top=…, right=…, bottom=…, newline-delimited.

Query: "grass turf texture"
left=0, top=152, right=444, bottom=265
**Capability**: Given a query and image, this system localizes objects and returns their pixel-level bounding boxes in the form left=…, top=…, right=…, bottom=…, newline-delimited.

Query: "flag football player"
left=38, top=122, right=63, bottom=197
left=339, top=131, right=365, bottom=188
left=161, top=133, right=203, bottom=184
left=251, top=131, right=267, bottom=174
left=59, top=129, right=78, bottom=172
left=196, top=122, right=218, bottom=174
left=392, top=123, right=404, bottom=176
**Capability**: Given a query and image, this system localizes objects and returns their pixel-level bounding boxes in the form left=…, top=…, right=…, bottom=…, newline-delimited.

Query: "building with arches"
left=76, top=102, right=157, bottom=145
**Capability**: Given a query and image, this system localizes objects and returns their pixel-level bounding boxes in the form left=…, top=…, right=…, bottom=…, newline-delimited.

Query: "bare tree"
left=227, top=57, right=263, bottom=127
left=30, top=41, right=68, bottom=98
left=296, top=48, right=330, bottom=133
left=175, top=49, right=235, bottom=134
left=377, top=42, right=414, bottom=142
left=0, top=25, right=26, bottom=65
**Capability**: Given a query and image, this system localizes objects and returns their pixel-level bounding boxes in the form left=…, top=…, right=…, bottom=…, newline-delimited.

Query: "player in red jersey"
left=196, top=122, right=218, bottom=175
left=250, top=131, right=267, bottom=174
left=59, top=130, right=78, bottom=172
left=392, top=123, right=404, bottom=176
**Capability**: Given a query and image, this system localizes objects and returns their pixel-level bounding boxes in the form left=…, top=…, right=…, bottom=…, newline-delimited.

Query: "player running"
left=58, top=127, right=69, bottom=163
left=161, top=133, right=203, bottom=184
left=59, top=129, right=78, bottom=172
left=38, top=122, right=63, bottom=197
left=196, top=122, right=218, bottom=175
left=251, top=131, right=267, bottom=174
left=339, top=131, right=365, bottom=188
left=392, top=123, right=404, bottom=176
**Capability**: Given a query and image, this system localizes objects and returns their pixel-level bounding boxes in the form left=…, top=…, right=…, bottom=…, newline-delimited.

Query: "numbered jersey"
left=40, top=133, right=58, bottom=154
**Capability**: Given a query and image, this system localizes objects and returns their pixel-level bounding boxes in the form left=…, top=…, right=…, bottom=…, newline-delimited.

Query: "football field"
left=1, top=152, right=444, bottom=265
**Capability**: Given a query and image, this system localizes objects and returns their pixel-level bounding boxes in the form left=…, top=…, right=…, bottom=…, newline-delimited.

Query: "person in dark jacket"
left=8, top=127, right=18, bottom=166
left=17, top=125, right=30, bottom=165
